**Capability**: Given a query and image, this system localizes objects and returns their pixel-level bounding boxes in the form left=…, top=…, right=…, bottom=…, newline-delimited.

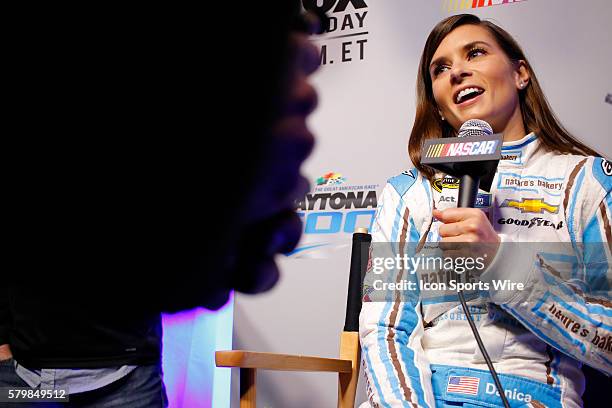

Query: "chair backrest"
left=344, top=229, right=371, bottom=332
left=337, top=229, right=372, bottom=408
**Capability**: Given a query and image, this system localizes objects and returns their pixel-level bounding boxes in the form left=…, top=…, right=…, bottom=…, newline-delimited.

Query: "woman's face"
left=429, top=24, right=529, bottom=136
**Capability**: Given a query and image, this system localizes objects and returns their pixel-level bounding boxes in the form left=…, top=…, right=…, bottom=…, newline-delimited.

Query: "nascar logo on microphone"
left=425, top=140, right=498, bottom=158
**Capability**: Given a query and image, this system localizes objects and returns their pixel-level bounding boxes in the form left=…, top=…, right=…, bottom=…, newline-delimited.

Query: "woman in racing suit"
left=359, top=14, right=611, bottom=408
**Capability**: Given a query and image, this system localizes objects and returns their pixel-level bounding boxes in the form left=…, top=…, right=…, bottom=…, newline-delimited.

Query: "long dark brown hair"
left=409, top=14, right=600, bottom=181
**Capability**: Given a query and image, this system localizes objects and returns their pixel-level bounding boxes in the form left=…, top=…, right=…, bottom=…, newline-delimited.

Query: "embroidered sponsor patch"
left=601, top=159, right=612, bottom=176
left=476, top=193, right=492, bottom=208
left=500, top=198, right=559, bottom=214
left=501, top=150, right=522, bottom=165
left=432, top=176, right=459, bottom=193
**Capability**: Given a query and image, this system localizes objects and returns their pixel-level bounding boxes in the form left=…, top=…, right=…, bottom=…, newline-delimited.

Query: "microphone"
left=421, top=119, right=502, bottom=206
left=420, top=119, right=511, bottom=408
left=457, top=118, right=494, bottom=138
left=456, top=119, right=496, bottom=208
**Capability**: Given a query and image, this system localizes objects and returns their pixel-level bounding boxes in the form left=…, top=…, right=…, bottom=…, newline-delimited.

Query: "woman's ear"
left=515, top=60, right=530, bottom=90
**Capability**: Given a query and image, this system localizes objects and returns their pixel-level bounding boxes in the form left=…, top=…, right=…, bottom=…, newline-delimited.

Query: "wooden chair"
left=216, top=229, right=371, bottom=408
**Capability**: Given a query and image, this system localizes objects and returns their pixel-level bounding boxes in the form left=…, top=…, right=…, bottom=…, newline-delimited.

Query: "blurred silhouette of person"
left=1, top=3, right=323, bottom=406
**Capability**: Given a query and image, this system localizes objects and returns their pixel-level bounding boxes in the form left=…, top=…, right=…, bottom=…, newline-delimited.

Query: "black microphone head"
left=458, top=119, right=493, bottom=138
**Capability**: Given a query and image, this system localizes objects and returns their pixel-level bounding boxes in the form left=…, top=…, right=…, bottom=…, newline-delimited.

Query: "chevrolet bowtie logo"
left=501, top=198, right=559, bottom=214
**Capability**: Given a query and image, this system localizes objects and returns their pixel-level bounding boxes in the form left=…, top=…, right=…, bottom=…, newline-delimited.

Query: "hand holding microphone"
left=434, top=207, right=498, bottom=245
left=423, top=119, right=502, bottom=266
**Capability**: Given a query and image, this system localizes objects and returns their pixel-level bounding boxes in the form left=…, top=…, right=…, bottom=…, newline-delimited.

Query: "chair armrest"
left=215, top=350, right=352, bottom=373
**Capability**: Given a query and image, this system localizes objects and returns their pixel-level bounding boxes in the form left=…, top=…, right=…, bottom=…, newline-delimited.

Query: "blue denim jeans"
left=0, top=358, right=168, bottom=407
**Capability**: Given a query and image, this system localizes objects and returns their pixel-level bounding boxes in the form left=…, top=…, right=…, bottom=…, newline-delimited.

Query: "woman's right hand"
left=0, top=344, right=12, bottom=361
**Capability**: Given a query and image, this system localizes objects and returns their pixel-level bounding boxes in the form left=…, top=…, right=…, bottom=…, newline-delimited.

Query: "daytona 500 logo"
left=297, top=189, right=377, bottom=234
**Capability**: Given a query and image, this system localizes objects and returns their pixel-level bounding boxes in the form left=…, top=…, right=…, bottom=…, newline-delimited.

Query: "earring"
left=520, top=81, right=526, bottom=88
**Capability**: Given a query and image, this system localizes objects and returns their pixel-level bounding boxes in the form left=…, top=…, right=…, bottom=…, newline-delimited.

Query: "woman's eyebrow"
left=462, top=40, right=492, bottom=51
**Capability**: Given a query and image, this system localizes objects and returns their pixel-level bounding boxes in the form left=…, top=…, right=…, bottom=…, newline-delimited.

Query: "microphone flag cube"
left=421, top=134, right=503, bottom=192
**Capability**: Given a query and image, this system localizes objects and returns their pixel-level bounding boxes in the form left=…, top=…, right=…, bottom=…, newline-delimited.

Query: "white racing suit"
left=359, top=133, right=612, bottom=407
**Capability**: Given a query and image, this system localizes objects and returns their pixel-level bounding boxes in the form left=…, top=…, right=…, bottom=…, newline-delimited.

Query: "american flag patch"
left=446, top=376, right=480, bottom=395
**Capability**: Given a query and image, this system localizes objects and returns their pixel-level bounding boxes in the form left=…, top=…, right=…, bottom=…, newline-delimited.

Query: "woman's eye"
left=468, top=48, right=486, bottom=59
left=433, top=65, right=449, bottom=76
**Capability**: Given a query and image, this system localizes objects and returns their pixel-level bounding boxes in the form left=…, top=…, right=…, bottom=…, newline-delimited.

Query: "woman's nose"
left=450, top=62, right=472, bottom=84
